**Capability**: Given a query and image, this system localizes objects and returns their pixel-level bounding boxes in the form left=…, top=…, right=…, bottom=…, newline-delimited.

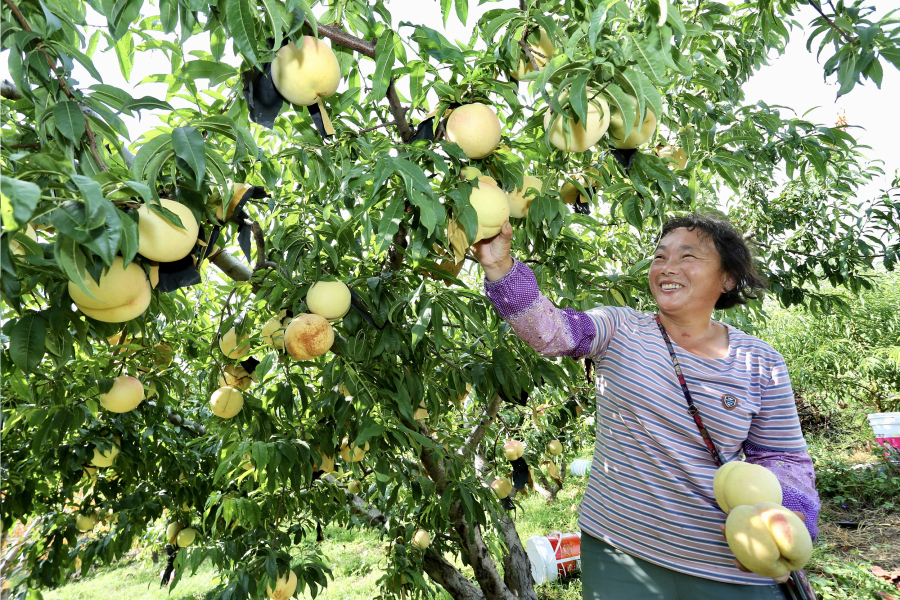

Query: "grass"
left=41, top=560, right=219, bottom=600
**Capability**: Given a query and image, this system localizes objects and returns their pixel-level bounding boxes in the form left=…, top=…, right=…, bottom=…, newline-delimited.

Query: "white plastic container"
left=569, top=458, right=592, bottom=477
left=525, top=532, right=582, bottom=585
left=867, top=412, right=900, bottom=450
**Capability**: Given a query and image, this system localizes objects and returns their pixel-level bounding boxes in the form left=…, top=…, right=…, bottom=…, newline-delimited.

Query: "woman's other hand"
left=719, top=511, right=805, bottom=584
left=472, top=220, right=514, bottom=281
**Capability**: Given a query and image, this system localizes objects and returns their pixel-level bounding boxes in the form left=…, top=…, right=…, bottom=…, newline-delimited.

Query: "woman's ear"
left=723, top=274, right=737, bottom=293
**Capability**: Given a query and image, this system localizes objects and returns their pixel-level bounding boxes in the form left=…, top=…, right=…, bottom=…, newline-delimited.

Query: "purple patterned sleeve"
left=744, top=441, right=820, bottom=540
left=484, top=260, right=597, bottom=358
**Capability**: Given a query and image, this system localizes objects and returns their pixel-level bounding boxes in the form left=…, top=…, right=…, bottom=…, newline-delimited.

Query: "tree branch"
left=318, top=24, right=375, bottom=57
left=414, top=421, right=450, bottom=495
left=387, top=79, right=414, bottom=142
left=210, top=251, right=253, bottom=282
left=423, top=547, right=486, bottom=600
left=462, top=394, right=502, bottom=455
left=316, top=25, right=414, bottom=141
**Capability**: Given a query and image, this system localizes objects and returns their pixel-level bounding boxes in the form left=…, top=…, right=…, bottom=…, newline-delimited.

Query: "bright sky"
left=2, top=1, right=897, bottom=204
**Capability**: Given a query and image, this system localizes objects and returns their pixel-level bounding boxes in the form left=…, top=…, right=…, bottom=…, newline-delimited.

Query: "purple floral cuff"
left=484, top=260, right=541, bottom=319
left=484, top=260, right=596, bottom=358
left=744, top=441, right=820, bottom=540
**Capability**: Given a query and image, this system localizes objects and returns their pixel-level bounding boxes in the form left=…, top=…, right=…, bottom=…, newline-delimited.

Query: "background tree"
left=1, top=0, right=898, bottom=599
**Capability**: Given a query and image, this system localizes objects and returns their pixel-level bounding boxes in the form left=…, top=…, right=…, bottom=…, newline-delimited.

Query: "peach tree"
left=1, top=0, right=898, bottom=599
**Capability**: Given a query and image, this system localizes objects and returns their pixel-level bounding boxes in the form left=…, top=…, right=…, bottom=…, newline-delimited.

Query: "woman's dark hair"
left=658, top=213, right=767, bottom=310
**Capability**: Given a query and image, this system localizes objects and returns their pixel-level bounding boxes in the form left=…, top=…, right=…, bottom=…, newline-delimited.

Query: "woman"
left=473, top=213, right=820, bottom=599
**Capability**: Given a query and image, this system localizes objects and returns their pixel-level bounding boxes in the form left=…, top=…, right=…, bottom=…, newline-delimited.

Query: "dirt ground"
left=818, top=506, right=900, bottom=589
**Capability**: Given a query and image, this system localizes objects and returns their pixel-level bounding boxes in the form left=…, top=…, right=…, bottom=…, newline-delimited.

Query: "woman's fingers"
left=472, top=221, right=512, bottom=266
left=732, top=559, right=751, bottom=573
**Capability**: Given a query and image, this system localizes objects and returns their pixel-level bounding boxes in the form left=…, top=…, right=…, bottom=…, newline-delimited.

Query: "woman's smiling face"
left=649, top=227, right=736, bottom=318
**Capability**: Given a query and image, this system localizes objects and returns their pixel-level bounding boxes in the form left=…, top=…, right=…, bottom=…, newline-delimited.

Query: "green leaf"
left=61, top=42, right=104, bottom=82
left=629, top=32, right=669, bottom=86
left=171, top=126, right=206, bottom=190
left=70, top=174, right=107, bottom=230
left=409, top=61, right=427, bottom=103
left=623, top=194, right=643, bottom=229
left=54, top=235, right=94, bottom=299
left=392, top=158, right=434, bottom=198
left=225, top=0, right=259, bottom=67
left=455, top=0, right=467, bottom=25
left=113, top=31, right=134, bottom=81
left=0, top=177, right=40, bottom=226
left=482, top=9, right=518, bottom=41
left=617, top=68, right=663, bottom=128
left=261, top=0, right=288, bottom=52
left=411, top=298, right=433, bottom=349
left=160, top=0, right=179, bottom=34
left=10, top=314, right=46, bottom=374
left=588, top=4, right=608, bottom=49
left=53, top=101, right=85, bottom=142
left=567, top=72, right=590, bottom=129
left=39, top=1, right=62, bottom=32
left=441, top=0, right=452, bottom=26
left=294, top=0, right=317, bottom=38
left=132, top=137, right=173, bottom=182
left=100, top=0, right=142, bottom=41
left=376, top=195, right=406, bottom=255
left=122, top=96, right=176, bottom=114
left=603, top=83, right=636, bottom=142
left=82, top=201, right=122, bottom=266
left=410, top=190, right=438, bottom=235
left=665, top=0, right=686, bottom=36
left=118, top=210, right=139, bottom=264
left=373, top=31, right=395, bottom=101
left=355, top=423, right=385, bottom=446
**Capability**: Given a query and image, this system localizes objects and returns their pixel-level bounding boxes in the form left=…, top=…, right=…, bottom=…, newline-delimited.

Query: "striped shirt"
left=485, top=260, right=816, bottom=585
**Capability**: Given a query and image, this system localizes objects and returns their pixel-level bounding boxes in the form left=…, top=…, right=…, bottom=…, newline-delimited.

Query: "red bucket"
left=525, top=531, right=582, bottom=585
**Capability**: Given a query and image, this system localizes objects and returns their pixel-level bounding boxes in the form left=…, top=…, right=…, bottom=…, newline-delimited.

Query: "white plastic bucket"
left=867, top=412, right=900, bottom=450
left=525, top=531, right=582, bottom=585
left=570, top=459, right=592, bottom=477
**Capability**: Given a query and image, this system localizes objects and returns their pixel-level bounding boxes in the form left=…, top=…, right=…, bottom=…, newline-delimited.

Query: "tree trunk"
left=499, top=514, right=539, bottom=600
left=455, top=521, right=519, bottom=600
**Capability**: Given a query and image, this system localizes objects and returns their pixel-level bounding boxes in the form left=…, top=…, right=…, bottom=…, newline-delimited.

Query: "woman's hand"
left=471, top=220, right=514, bottom=281
left=719, top=511, right=805, bottom=584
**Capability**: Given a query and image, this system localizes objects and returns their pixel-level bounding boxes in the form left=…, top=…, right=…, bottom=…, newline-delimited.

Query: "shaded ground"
left=818, top=507, right=900, bottom=572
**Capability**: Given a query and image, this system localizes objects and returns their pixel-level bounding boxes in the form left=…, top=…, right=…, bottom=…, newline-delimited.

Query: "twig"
left=354, top=121, right=397, bottom=135
left=250, top=221, right=268, bottom=271
left=431, top=350, right=462, bottom=372
left=807, top=0, right=859, bottom=46
left=589, top=82, right=611, bottom=101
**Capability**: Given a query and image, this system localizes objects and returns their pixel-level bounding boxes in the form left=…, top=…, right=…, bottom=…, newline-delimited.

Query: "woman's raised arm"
left=474, top=222, right=601, bottom=358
